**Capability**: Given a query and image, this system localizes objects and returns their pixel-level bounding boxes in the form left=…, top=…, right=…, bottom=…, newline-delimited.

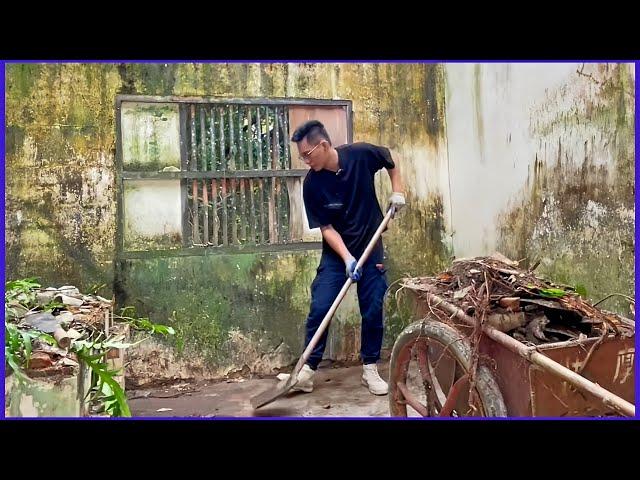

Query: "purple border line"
left=1, top=413, right=636, bottom=420
left=635, top=60, right=639, bottom=418
left=1, top=60, right=6, bottom=419
left=1, top=60, right=638, bottom=421
left=3, top=59, right=640, bottom=65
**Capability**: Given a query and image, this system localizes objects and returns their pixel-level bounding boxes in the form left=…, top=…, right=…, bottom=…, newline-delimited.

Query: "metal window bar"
left=116, top=96, right=350, bottom=262
left=209, top=107, right=219, bottom=246
left=189, top=105, right=200, bottom=245
left=200, top=106, right=209, bottom=245
left=183, top=102, right=302, bottom=247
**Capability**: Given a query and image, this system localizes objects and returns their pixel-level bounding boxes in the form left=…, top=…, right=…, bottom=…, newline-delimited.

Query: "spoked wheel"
left=389, top=319, right=507, bottom=417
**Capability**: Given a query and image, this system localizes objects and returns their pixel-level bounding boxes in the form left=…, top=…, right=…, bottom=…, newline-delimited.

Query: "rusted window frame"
left=115, top=95, right=353, bottom=260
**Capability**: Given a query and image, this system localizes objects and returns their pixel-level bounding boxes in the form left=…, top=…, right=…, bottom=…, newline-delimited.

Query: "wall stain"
left=473, top=64, right=485, bottom=163
left=497, top=64, right=634, bottom=315
left=424, top=64, right=446, bottom=142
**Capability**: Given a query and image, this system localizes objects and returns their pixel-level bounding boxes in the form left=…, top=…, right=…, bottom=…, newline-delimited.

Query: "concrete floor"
left=128, top=361, right=394, bottom=418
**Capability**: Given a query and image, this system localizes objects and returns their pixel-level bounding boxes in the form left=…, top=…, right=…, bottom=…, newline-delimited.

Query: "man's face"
left=297, top=138, right=328, bottom=171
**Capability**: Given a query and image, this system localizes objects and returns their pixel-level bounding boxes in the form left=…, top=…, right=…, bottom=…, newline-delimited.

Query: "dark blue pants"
left=304, top=251, right=388, bottom=370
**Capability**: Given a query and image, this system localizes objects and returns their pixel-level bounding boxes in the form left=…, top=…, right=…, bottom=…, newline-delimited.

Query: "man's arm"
left=321, top=225, right=362, bottom=281
left=320, top=225, right=351, bottom=262
left=386, top=154, right=406, bottom=215
left=387, top=163, right=404, bottom=193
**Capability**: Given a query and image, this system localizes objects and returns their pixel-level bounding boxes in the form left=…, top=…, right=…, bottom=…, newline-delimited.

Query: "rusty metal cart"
left=387, top=264, right=635, bottom=418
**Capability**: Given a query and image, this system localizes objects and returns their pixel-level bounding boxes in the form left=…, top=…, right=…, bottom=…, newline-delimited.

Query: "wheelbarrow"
left=387, top=285, right=635, bottom=417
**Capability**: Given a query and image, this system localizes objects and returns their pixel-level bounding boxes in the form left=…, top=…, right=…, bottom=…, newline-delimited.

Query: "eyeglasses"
left=299, top=141, right=325, bottom=161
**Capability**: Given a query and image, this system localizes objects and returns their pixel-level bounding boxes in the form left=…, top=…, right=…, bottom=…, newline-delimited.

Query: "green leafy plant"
left=538, top=287, right=568, bottom=298
left=74, top=308, right=175, bottom=416
left=526, top=284, right=569, bottom=298
left=118, top=306, right=175, bottom=336
left=5, top=277, right=41, bottom=320
left=5, top=278, right=41, bottom=304
left=72, top=317, right=177, bottom=417
left=5, top=278, right=175, bottom=417
left=42, top=300, right=65, bottom=313
left=72, top=335, right=143, bottom=417
left=89, top=283, right=107, bottom=295
left=5, top=322, right=55, bottom=381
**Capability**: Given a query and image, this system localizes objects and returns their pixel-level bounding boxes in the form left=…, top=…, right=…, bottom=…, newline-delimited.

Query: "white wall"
left=443, top=63, right=623, bottom=257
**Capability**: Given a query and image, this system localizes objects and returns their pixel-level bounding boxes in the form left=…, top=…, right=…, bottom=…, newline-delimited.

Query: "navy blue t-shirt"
left=303, top=142, right=395, bottom=263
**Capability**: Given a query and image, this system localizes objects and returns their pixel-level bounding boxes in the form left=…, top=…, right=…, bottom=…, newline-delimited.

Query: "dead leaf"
left=453, top=286, right=473, bottom=300
left=436, top=272, right=453, bottom=282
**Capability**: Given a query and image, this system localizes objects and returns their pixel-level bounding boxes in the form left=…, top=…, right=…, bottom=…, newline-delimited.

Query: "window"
left=115, top=96, right=352, bottom=258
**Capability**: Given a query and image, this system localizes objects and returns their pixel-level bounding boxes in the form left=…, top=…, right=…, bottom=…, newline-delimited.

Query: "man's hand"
left=389, top=192, right=406, bottom=218
left=344, top=255, right=362, bottom=282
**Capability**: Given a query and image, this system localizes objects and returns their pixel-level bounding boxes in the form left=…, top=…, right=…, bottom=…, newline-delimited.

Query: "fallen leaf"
left=436, top=272, right=453, bottom=282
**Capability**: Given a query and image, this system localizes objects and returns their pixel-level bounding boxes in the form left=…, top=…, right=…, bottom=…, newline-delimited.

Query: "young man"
left=284, top=120, right=405, bottom=395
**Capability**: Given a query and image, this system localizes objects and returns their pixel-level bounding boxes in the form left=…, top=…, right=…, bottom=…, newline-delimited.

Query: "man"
left=283, top=119, right=405, bottom=395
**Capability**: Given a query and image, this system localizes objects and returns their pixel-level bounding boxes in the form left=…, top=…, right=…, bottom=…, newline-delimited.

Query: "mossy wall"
left=443, top=63, right=634, bottom=315
left=6, top=63, right=450, bottom=382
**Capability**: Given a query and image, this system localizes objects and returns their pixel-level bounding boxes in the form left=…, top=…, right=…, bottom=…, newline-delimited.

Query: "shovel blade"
left=250, top=376, right=297, bottom=409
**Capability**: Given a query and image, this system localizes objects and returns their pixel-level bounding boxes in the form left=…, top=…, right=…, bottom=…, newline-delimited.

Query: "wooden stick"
left=424, top=292, right=635, bottom=417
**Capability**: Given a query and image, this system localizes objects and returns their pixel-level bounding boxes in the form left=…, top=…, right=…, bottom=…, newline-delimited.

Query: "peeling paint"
left=6, top=64, right=120, bottom=291
left=444, top=62, right=634, bottom=319
left=5, top=368, right=92, bottom=417
left=13, top=61, right=623, bottom=382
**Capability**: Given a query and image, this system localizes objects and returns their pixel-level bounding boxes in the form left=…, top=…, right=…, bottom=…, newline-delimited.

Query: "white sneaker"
left=275, top=364, right=315, bottom=393
left=361, top=363, right=388, bottom=395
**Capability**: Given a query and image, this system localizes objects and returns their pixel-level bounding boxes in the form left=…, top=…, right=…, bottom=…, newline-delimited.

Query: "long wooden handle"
left=290, top=207, right=395, bottom=377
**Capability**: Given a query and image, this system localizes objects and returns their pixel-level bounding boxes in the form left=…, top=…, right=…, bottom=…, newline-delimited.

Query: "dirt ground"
left=127, top=361, right=400, bottom=418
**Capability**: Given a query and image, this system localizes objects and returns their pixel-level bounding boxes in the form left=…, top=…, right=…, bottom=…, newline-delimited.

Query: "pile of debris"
left=6, top=284, right=116, bottom=378
left=401, top=253, right=634, bottom=345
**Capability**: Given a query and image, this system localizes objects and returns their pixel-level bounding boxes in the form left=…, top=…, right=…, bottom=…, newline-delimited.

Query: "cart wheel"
left=389, top=319, right=507, bottom=417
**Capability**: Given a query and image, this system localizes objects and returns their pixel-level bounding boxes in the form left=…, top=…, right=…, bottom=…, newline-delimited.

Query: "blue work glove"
left=388, top=192, right=406, bottom=218
left=344, top=256, right=362, bottom=282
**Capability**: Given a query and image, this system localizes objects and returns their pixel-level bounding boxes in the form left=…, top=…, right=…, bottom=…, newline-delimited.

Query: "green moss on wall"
left=497, top=64, right=634, bottom=315
left=6, top=62, right=452, bottom=373
left=117, top=252, right=319, bottom=364
left=381, top=194, right=452, bottom=347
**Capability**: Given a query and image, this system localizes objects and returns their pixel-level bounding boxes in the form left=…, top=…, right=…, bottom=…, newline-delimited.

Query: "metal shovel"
left=250, top=206, right=396, bottom=409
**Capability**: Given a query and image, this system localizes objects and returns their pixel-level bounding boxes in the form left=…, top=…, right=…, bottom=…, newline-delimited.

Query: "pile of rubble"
left=7, top=285, right=116, bottom=378
left=401, top=253, right=635, bottom=345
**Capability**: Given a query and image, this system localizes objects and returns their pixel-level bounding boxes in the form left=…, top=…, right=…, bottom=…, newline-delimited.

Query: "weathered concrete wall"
left=5, top=366, right=92, bottom=417
left=6, top=64, right=120, bottom=292
left=6, top=63, right=451, bottom=383
left=8, top=63, right=632, bottom=383
left=445, top=63, right=635, bottom=313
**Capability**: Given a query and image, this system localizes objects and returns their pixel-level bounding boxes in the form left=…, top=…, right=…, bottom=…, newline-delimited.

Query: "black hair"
left=291, top=120, right=332, bottom=146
